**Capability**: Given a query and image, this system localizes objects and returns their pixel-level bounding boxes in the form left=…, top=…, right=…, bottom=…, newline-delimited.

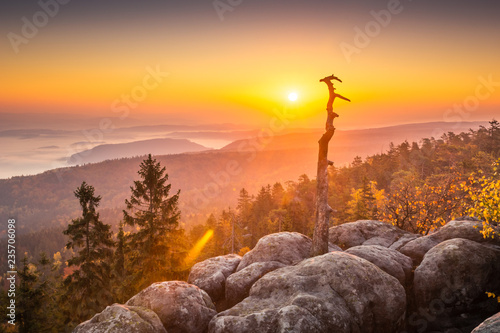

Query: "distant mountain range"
left=222, top=121, right=489, bottom=166
left=68, top=121, right=488, bottom=166
left=68, top=138, right=210, bottom=165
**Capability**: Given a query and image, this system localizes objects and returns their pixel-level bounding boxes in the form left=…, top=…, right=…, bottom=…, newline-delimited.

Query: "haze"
left=1, top=0, right=499, bottom=178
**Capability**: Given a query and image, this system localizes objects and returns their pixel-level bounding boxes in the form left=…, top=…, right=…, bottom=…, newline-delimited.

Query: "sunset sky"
left=1, top=0, right=499, bottom=177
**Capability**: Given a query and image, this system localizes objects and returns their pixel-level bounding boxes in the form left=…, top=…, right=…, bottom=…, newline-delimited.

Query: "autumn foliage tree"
left=463, top=158, right=500, bottom=239
left=346, top=177, right=385, bottom=221
left=382, top=171, right=468, bottom=234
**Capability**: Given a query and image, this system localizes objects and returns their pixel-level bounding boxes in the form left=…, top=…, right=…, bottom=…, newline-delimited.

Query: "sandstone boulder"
left=472, top=312, right=500, bottom=333
left=126, top=281, right=216, bottom=333
left=209, top=252, right=406, bottom=333
left=73, top=304, right=167, bottom=333
left=188, top=254, right=241, bottom=303
left=388, top=233, right=420, bottom=251
left=236, top=232, right=312, bottom=271
left=432, top=219, right=487, bottom=243
left=328, top=242, right=343, bottom=252
left=346, top=245, right=413, bottom=286
left=225, top=261, right=286, bottom=307
left=413, top=238, right=500, bottom=331
left=398, top=235, right=440, bottom=265
left=329, top=220, right=416, bottom=250
left=399, top=219, right=500, bottom=265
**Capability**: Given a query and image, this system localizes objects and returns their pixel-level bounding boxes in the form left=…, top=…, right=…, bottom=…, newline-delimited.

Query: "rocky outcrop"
left=388, top=233, right=421, bottom=251
left=126, top=281, right=217, bottom=333
left=188, top=254, right=241, bottom=304
left=345, top=245, right=413, bottom=286
left=328, top=242, right=343, bottom=252
left=399, top=219, right=500, bottom=265
left=432, top=219, right=485, bottom=242
left=72, top=219, right=500, bottom=333
left=398, top=235, right=440, bottom=265
left=472, top=312, right=500, bottom=332
left=412, top=238, right=500, bottom=331
left=209, top=252, right=406, bottom=333
left=236, top=232, right=312, bottom=271
left=73, top=304, right=167, bottom=333
left=329, top=220, right=417, bottom=250
left=225, top=261, right=286, bottom=307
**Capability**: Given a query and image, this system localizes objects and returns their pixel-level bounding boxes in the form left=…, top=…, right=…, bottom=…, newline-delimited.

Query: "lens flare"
left=184, top=229, right=214, bottom=267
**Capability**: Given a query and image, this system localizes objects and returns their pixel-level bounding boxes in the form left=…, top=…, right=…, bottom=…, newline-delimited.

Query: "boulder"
left=225, top=261, right=286, bottom=307
left=398, top=235, right=440, bottom=265
left=413, top=238, right=500, bottom=331
left=73, top=304, right=167, bottom=333
left=388, top=233, right=420, bottom=251
left=472, top=312, right=500, bottom=332
left=345, top=245, right=413, bottom=286
left=432, top=219, right=487, bottom=243
left=328, top=242, right=343, bottom=252
left=399, top=219, right=500, bottom=265
left=188, top=254, right=241, bottom=303
left=236, top=232, right=312, bottom=271
left=126, top=281, right=216, bottom=333
left=329, top=220, right=415, bottom=250
left=209, top=252, right=406, bottom=333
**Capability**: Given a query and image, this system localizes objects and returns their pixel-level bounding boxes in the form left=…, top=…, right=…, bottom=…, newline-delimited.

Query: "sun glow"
left=288, top=92, right=298, bottom=102
left=184, top=229, right=214, bottom=267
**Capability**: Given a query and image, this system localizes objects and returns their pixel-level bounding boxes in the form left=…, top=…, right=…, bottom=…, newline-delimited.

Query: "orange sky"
left=1, top=0, right=499, bottom=129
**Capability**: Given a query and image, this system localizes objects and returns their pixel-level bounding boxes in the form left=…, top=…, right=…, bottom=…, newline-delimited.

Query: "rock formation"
left=73, top=219, right=500, bottom=333
left=188, top=254, right=241, bottom=306
left=210, top=252, right=406, bottom=333
left=236, top=232, right=312, bottom=271
left=126, top=281, right=217, bottom=333
left=472, top=312, right=500, bottom=332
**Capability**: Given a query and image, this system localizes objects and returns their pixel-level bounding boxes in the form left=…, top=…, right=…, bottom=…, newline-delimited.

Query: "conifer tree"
left=123, top=154, right=182, bottom=292
left=112, top=222, right=128, bottom=303
left=237, top=188, right=253, bottom=247
left=271, top=182, right=285, bottom=207
left=63, top=181, right=114, bottom=325
left=17, top=253, right=65, bottom=333
left=18, top=254, right=45, bottom=333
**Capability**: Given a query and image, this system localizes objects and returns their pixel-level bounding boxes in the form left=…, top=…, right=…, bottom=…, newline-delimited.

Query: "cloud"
left=37, top=145, right=60, bottom=150
left=0, top=129, right=71, bottom=139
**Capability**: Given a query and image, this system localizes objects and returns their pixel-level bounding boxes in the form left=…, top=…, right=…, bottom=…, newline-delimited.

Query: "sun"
left=288, top=92, right=298, bottom=102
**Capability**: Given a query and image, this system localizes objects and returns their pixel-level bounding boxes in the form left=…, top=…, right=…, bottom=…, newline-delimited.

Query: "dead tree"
left=311, top=74, right=350, bottom=256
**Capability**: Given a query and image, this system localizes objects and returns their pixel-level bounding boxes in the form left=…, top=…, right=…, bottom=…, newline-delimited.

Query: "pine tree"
left=252, top=185, right=273, bottom=244
left=112, top=222, right=128, bottom=303
left=18, top=254, right=45, bottom=333
left=346, top=177, right=384, bottom=221
left=237, top=188, right=252, bottom=213
left=360, top=176, right=377, bottom=218
left=123, top=154, right=182, bottom=292
left=62, top=181, right=114, bottom=326
left=114, top=223, right=126, bottom=279
left=237, top=188, right=254, bottom=247
left=271, top=182, right=285, bottom=208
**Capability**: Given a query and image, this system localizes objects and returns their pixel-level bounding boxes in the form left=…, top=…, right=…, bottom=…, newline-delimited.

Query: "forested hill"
left=0, top=120, right=498, bottom=286
left=0, top=148, right=319, bottom=234
left=68, top=138, right=211, bottom=164
left=0, top=120, right=489, bottom=237
left=221, top=121, right=488, bottom=153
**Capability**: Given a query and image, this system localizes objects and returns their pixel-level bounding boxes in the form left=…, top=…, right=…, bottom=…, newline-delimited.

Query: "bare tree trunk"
left=231, top=214, right=235, bottom=254
left=311, top=74, right=348, bottom=257
left=311, top=128, right=334, bottom=256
